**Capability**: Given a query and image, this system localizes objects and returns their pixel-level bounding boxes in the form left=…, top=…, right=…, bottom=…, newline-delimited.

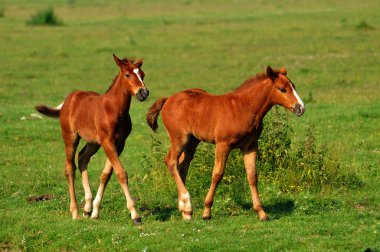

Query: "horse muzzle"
left=136, top=88, right=149, bottom=102
left=293, top=103, right=305, bottom=117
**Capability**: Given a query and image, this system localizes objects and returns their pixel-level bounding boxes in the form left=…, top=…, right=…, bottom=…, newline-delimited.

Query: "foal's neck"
left=234, top=78, right=274, bottom=123
left=104, top=74, right=132, bottom=116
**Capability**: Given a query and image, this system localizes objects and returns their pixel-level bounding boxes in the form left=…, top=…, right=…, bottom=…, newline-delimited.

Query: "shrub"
left=26, top=7, right=62, bottom=26
left=257, top=107, right=292, bottom=174
left=258, top=109, right=362, bottom=193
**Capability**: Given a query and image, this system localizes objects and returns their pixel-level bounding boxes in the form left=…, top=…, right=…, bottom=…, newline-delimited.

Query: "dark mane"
left=235, top=72, right=268, bottom=91
left=235, top=68, right=283, bottom=91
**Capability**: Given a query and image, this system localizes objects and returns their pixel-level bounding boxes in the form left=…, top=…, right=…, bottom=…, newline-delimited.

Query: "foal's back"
left=161, top=88, right=255, bottom=144
left=60, top=90, right=106, bottom=143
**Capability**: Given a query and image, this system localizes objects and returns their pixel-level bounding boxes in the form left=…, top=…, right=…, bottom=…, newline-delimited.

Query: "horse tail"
left=35, top=104, right=61, bottom=118
left=146, top=97, right=168, bottom=132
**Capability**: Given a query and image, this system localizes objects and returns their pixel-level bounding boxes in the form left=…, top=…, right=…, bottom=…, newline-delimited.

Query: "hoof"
left=255, top=208, right=269, bottom=221
left=83, top=210, right=92, bottom=218
left=182, top=210, right=193, bottom=221
left=202, top=215, right=211, bottom=221
left=132, top=217, right=142, bottom=226
left=72, top=214, right=80, bottom=220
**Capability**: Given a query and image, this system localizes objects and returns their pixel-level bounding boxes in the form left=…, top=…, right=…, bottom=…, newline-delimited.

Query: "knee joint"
left=204, top=199, right=213, bottom=208
left=212, top=172, right=224, bottom=182
left=116, top=171, right=127, bottom=182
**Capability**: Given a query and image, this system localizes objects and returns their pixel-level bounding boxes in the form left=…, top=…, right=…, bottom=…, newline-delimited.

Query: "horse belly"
left=187, top=110, right=218, bottom=143
left=71, top=100, right=100, bottom=143
left=77, top=127, right=100, bottom=143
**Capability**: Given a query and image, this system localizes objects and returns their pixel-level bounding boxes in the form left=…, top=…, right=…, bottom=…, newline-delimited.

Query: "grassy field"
left=1, top=0, right=379, bottom=251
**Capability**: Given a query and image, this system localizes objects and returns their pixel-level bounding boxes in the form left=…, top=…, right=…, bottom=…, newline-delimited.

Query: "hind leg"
left=178, top=138, right=200, bottom=184
left=63, top=133, right=80, bottom=219
left=78, top=143, right=101, bottom=217
left=202, top=142, right=230, bottom=220
left=165, top=139, right=193, bottom=220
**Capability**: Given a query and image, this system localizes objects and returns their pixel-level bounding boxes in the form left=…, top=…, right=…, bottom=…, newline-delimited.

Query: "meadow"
left=0, top=0, right=379, bottom=251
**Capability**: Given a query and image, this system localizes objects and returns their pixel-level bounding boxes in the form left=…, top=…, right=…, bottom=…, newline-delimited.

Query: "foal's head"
left=113, top=54, right=149, bottom=101
left=267, top=66, right=305, bottom=116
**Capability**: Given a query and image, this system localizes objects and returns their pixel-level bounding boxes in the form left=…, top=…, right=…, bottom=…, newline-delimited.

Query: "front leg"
left=101, top=138, right=140, bottom=224
left=91, top=158, right=113, bottom=220
left=242, top=144, right=269, bottom=221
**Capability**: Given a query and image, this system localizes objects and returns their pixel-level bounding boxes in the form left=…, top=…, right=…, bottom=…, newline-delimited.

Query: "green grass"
left=1, top=0, right=379, bottom=251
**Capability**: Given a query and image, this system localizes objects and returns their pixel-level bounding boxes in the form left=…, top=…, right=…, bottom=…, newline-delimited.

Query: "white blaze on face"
left=133, top=68, right=145, bottom=86
left=290, top=84, right=305, bottom=112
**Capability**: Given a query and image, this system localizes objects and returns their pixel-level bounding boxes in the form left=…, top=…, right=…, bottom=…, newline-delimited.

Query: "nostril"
left=293, top=103, right=304, bottom=116
left=141, top=88, right=149, bottom=98
left=136, top=88, right=149, bottom=101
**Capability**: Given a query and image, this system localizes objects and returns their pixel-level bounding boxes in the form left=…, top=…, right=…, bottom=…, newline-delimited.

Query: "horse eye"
left=278, top=87, right=286, bottom=93
left=126, top=73, right=131, bottom=78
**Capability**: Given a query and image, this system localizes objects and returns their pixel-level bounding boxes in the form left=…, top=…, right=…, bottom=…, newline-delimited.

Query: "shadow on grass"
left=237, top=197, right=295, bottom=219
left=139, top=204, right=177, bottom=222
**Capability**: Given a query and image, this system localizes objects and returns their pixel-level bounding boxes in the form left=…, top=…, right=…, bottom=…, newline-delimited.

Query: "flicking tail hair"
left=146, top=97, right=168, bottom=132
left=35, top=104, right=60, bottom=118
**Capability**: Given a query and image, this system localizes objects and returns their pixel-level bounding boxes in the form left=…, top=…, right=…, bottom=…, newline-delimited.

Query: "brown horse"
left=36, top=54, right=149, bottom=224
left=146, top=66, right=305, bottom=221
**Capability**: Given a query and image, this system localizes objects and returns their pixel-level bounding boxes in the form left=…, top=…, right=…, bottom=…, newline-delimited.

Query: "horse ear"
left=266, top=66, right=277, bottom=82
left=113, top=54, right=123, bottom=67
left=280, top=67, right=287, bottom=76
left=135, top=58, right=143, bottom=68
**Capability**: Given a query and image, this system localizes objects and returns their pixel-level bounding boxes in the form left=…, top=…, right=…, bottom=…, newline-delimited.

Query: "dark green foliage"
left=257, top=109, right=362, bottom=193
left=355, top=20, right=375, bottom=30
left=258, top=107, right=292, bottom=174
left=26, top=7, right=62, bottom=26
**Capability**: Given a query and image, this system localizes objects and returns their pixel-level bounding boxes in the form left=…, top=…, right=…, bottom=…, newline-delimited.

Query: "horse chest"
left=113, top=115, right=132, bottom=139
left=232, top=122, right=263, bottom=149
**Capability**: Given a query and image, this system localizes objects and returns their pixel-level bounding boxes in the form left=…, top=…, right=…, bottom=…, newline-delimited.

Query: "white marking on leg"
left=133, top=68, right=145, bottom=86
left=82, top=170, right=93, bottom=214
left=91, top=190, right=103, bottom=219
left=180, top=192, right=192, bottom=219
left=181, top=192, right=190, bottom=201
left=178, top=192, right=190, bottom=211
left=178, top=200, right=185, bottom=211
left=121, top=182, right=139, bottom=220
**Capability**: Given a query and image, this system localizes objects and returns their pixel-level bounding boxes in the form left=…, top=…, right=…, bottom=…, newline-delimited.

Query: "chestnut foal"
left=36, top=54, right=149, bottom=224
left=146, top=66, right=305, bottom=221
